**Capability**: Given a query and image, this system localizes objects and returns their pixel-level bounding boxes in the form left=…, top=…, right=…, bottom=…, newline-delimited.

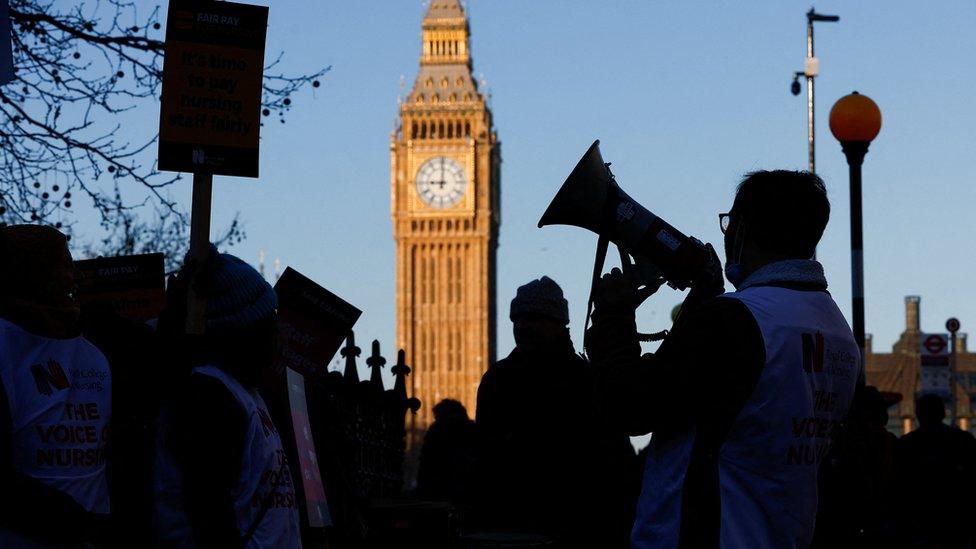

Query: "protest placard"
left=274, top=267, right=362, bottom=380
left=75, top=253, right=166, bottom=322
left=158, top=0, right=268, bottom=177
left=0, top=0, right=13, bottom=84
left=286, top=367, right=331, bottom=528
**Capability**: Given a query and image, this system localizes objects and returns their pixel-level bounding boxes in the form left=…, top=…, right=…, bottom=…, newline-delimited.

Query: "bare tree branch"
left=0, top=0, right=330, bottom=260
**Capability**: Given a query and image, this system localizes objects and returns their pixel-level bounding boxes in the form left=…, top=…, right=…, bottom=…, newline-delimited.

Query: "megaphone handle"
left=583, top=233, right=611, bottom=354
left=617, top=244, right=634, bottom=272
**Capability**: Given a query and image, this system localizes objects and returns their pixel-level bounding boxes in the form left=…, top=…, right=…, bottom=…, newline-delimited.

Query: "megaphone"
left=539, top=140, right=706, bottom=291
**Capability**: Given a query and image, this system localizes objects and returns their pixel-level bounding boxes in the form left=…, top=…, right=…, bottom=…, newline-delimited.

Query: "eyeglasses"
left=719, top=213, right=731, bottom=234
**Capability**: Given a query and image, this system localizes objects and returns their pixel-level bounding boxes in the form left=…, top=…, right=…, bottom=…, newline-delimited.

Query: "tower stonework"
left=391, top=0, right=500, bottom=431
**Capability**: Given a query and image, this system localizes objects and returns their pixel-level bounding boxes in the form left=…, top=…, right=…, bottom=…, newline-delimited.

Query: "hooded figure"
left=0, top=225, right=112, bottom=547
left=154, top=248, right=301, bottom=548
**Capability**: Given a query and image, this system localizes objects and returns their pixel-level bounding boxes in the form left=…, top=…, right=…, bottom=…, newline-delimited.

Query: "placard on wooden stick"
left=274, top=267, right=360, bottom=530
left=158, top=0, right=268, bottom=177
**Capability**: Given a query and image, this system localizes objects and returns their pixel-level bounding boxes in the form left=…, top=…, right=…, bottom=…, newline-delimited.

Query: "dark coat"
left=475, top=343, right=637, bottom=546
left=896, top=423, right=976, bottom=547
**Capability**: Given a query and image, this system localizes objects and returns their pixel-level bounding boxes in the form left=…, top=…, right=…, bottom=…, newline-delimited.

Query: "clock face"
left=416, top=156, right=467, bottom=208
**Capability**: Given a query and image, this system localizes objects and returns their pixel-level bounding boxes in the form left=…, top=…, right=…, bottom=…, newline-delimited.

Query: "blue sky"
left=95, top=1, right=976, bottom=370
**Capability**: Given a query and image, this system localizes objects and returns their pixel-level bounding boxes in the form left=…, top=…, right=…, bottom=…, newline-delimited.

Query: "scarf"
left=738, top=259, right=827, bottom=291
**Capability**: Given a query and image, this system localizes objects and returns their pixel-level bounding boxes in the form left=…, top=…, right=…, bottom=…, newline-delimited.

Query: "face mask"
left=724, top=219, right=747, bottom=289
left=724, top=263, right=746, bottom=289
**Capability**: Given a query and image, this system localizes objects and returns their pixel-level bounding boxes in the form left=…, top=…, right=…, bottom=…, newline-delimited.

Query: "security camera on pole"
left=790, top=8, right=839, bottom=176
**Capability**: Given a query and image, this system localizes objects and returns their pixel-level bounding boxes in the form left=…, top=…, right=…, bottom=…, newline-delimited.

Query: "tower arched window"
left=420, top=122, right=427, bottom=139
left=447, top=123, right=453, bottom=138
left=439, top=121, right=445, bottom=137
left=455, top=257, right=462, bottom=304
left=464, top=121, right=471, bottom=136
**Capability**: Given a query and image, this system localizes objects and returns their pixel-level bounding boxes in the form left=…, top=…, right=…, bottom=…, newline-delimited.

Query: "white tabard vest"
left=0, top=317, right=112, bottom=546
left=633, top=286, right=858, bottom=549
left=155, top=365, right=302, bottom=549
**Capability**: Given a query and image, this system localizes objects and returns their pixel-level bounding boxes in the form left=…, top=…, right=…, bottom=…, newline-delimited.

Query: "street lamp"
left=790, top=8, right=839, bottom=175
left=829, top=91, right=882, bottom=368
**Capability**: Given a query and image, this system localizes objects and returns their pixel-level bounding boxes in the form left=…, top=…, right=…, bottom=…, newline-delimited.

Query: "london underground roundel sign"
left=924, top=334, right=947, bottom=355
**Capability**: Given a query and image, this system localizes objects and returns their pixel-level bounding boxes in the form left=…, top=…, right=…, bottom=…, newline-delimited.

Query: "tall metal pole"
left=797, top=9, right=839, bottom=175
left=806, top=16, right=816, bottom=175
left=842, top=142, right=868, bottom=363
left=950, top=330, right=958, bottom=425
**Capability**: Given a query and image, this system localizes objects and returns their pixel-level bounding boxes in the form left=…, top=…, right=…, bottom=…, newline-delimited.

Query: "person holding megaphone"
left=545, top=157, right=857, bottom=547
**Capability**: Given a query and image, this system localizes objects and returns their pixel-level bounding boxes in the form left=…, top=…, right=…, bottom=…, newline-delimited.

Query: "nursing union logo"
left=801, top=332, right=825, bottom=374
left=31, top=359, right=70, bottom=396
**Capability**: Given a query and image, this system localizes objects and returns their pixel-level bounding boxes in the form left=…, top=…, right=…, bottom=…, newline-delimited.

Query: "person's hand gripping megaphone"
left=593, top=242, right=724, bottom=322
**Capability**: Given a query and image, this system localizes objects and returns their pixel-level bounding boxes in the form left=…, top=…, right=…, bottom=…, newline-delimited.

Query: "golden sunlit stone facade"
left=391, top=0, right=500, bottom=430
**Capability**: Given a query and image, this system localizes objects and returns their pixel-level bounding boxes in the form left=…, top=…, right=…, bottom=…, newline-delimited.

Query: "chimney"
left=958, top=333, right=968, bottom=353
left=864, top=333, right=873, bottom=355
left=905, top=296, right=921, bottom=333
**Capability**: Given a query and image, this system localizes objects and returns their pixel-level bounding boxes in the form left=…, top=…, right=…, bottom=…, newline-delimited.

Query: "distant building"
left=391, top=0, right=501, bottom=435
left=866, top=296, right=973, bottom=434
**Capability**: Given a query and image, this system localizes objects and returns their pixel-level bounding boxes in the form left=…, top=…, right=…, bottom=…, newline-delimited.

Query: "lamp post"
left=790, top=8, right=839, bottom=175
left=947, top=317, right=961, bottom=427
left=829, top=91, right=882, bottom=370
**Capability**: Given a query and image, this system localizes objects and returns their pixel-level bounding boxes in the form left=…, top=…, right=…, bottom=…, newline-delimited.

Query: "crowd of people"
left=1, top=168, right=975, bottom=549
left=0, top=226, right=300, bottom=547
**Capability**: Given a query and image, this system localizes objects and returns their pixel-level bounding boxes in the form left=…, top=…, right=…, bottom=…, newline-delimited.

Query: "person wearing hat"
left=154, top=248, right=301, bottom=548
left=0, top=225, right=112, bottom=547
left=475, top=276, right=630, bottom=546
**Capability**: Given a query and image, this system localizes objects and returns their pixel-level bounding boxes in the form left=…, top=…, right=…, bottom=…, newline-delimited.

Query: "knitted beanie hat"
left=510, top=276, right=569, bottom=325
left=204, top=252, right=277, bottom=334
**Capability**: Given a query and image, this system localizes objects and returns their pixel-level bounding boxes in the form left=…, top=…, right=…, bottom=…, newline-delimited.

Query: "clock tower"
left=391, top=0, right=500, bottom=431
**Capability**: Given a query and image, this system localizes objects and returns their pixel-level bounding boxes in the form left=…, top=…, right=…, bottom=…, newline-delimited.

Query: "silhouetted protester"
left=475, top=276, right=607, bottom=546
left=588, top=171, right=858, bottom=548
left=154, top=248, right=301, bottom=548
left=812, top=385, right=898, bottom=548
left=896, top=394, right=976, bottom=549
left=0, top=225, right=112, bottom=547
left=417, top=399, right=477, bottom=503
left=79, top=277, right=165, bottom=547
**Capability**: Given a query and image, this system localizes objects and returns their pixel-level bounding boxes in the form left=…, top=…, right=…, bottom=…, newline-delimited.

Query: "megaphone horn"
left=538, top=140, right=706, bottom=291
left=538, top=140, right=613, bottom=234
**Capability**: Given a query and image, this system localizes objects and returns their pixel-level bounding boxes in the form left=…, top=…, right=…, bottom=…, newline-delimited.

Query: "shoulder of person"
left=487, top=353, right=523, bottom=375
left=671, top=294, right=759, bottom=341
left=181, top=371, right=244, bottom=418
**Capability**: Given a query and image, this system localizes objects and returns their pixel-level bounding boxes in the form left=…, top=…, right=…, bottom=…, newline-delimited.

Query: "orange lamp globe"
left=829, top=91, right=882, bottom=143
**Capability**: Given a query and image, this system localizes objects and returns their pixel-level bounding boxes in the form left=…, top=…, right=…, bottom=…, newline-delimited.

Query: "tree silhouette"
left=0, top=0, right=329, bottom=263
